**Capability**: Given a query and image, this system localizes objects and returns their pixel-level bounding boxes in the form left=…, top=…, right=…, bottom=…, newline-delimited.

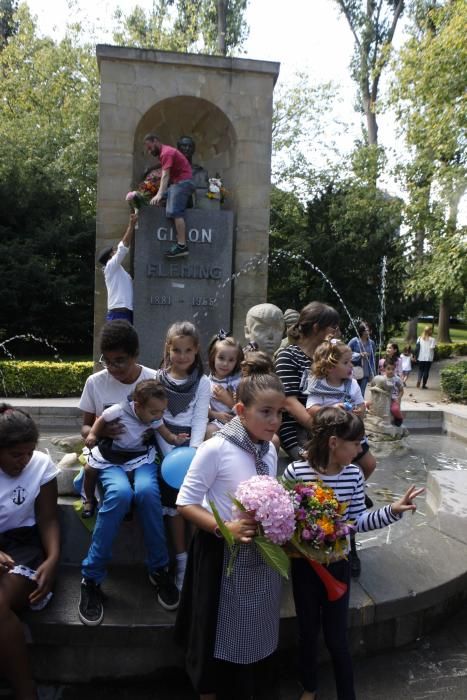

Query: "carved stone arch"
left=134, top=96, right=237, bottom=205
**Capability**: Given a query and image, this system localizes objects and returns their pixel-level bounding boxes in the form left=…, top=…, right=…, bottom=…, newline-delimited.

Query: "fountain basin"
left=4, top=399, right=466, bottom=682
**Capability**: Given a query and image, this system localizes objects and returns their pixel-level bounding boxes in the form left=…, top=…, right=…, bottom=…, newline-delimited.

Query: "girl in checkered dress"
left=175, top=363, right=286, bottom=699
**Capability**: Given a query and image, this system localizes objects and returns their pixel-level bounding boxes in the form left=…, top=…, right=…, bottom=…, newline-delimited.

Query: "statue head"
left=177, top=136, right=195, bottom=163
left=244, top=303, right=285, bottom=356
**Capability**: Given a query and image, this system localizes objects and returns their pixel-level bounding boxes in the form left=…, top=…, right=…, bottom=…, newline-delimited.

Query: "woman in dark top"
left=274, top=301, right=340, bottom=460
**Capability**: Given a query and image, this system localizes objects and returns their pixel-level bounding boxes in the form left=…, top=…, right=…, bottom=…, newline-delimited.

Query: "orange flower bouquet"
left=285, top=480, right=356, bottom=600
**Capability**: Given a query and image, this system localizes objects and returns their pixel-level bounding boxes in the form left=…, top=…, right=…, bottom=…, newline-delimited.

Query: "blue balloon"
left=161, top=446, right=196, bottom=489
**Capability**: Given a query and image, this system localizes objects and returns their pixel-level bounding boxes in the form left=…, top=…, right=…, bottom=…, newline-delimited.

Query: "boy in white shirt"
left=98, top=212, right=137, bottom=323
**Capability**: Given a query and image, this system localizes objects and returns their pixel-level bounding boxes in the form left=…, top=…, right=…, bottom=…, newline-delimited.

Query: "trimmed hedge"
left=440, top=361, right=467, bottom=404
left=434, top=342, right=467, bottom=360
left=0, top=361, right=93, bottom=398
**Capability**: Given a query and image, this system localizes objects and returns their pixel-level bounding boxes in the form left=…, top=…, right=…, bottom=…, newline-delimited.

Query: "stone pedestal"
left=134, top=207, right=234, bottom=365
left=94, top=46, right=280, bottom=358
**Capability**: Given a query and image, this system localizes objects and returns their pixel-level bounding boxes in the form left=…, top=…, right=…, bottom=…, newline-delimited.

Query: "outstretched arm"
left=121, top=211, right=138, bottom=248
left=391, top=485, right=424, bottom=515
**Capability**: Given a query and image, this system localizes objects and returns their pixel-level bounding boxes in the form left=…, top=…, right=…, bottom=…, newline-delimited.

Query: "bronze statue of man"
left=177, top=136, right=209, bottom=189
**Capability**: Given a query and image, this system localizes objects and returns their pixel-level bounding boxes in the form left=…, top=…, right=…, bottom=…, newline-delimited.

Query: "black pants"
left=291, top=558, right=355, bottom=700
left=417, top=361, right=432, bottom=387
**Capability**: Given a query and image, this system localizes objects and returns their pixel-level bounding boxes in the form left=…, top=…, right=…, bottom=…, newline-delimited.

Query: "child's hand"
left=352, top=404, right=366, bottom=417
left=391, top=485, right=425, bottom=515
left=225, top=514, right=257, bottom=544
left=85, top=433, right=97, bottom=448
left=213, top=411, right=232, bottom=424
left=0, top=550, right=14, bottom=572
left=173, top=433, right=190, bottom=445
left=212, top=385, right=232, bottom=403
left=30, top=558, right=58, bottom=605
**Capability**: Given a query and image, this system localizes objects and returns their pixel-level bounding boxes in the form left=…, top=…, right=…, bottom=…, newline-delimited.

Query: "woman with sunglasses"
left=76, top=320, right=178, bottom=626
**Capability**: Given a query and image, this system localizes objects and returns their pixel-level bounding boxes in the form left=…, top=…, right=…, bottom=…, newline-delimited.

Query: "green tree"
left=0, top=0, right=18, bottom=47
left=271, top=72, right=344, bottom=195
left=334, top=0, right=405, bottom=146
left=392, top=0, right=467, bottom=341
left=269, top=174, right=406, bottom=339
left=113, top=0, right=249, bottom=54
left=0, top=5, right=98, bottom=350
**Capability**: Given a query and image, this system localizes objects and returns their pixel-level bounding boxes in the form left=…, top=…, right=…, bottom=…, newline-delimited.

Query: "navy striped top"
left=274, top=345, right=311, bottom=452
left=283, top=460, right=401, bottom=533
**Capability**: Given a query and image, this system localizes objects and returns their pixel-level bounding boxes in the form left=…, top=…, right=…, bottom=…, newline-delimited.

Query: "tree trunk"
left=437, top=297, right=451, bottom=343
left=405, top=317, right=419, bottom=344
left=366, top=105, right=378, bottom=146
left=217, top=0, right=226, bottom=55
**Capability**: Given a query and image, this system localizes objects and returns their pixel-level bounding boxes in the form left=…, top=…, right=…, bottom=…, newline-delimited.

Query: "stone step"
left=59, top=498, right=148, bottom=566
left=25, top=564, right=184, bottom=683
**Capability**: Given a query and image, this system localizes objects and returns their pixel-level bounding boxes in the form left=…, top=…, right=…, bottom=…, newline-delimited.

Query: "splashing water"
left=191, top=246, right=362, bottom=342
left=377, top=256, right=387, bottom=354
left=0, top=334, right=62, bottom=397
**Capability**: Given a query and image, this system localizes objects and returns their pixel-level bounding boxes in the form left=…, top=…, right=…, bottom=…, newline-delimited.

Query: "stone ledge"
left=96, top=45, right=280, bottom=84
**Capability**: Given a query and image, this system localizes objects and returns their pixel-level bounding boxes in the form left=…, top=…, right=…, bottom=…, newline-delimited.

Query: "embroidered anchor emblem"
left=11, top=487, right=27, bottom=506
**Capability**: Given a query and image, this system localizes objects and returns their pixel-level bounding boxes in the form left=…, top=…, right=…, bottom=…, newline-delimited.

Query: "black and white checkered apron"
left=213, top=542, right=282, bottom=664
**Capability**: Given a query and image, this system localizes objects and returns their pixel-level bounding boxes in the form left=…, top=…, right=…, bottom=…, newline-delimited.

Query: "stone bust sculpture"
left=244, top=303, right=285, bottom=356
left=177, top=136, right=209, bottom=189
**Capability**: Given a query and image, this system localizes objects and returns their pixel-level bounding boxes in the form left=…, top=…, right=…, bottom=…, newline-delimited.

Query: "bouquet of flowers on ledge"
left=210, top=475, right=295, bottom=579
left=206, top=176, right=227, bottom=203
left=126, top=166, right=162, bottom=210
left=284, top=480, right=356, bottom=600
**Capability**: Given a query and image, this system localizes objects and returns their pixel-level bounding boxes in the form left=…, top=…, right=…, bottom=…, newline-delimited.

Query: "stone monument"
left=244, top=303, right=285, bottom=356
left=134, top=206, right=234, bottom=365
left=94, top=46, right=280, bottom=360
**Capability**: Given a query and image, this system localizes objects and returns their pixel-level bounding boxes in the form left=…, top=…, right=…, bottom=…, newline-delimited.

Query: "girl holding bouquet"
left=306, top=337, right=377, bottom=576
left=283, top=406, right=424, bottom=700
left=175, top=360, right=286, bottom=700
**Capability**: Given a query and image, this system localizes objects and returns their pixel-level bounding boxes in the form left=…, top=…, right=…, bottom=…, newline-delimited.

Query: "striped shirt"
left=283, top=460, right=401, bottom=534
left=274, top=345, right=311, bottom=452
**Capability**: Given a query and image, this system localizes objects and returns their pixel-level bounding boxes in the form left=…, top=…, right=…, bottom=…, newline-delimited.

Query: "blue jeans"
left=166, top=179, right=194, bottom=218
left=81, top=462, right=169, bottom=583
left=106, top=309, right=133, bottom=324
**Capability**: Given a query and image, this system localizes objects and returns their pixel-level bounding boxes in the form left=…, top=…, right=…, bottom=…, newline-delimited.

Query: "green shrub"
left=434, top=342, right=467, bottom=360
left=440, top=361, right=467, bottom=404
left=452, top=342, right=467, bottom=356
left=434, top=344, right=454, bottom=360
left=0, top=361, right=93, bottom=397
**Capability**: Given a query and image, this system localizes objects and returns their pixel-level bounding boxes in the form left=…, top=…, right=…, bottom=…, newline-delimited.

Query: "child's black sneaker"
left=149, top=567, right=180, bottom=611
left=79, top=578, right=104, bottom=626
left=165, top=243, right=189, bottom=259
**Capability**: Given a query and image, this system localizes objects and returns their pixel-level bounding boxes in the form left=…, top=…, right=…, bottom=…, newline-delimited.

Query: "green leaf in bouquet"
left=226, top=543, right=240, bottom=576
left=255, top=536, right=290, bottom=579
left=209, top=500, right=235, bottom=549
left=231, top=496, right=247, bottom=512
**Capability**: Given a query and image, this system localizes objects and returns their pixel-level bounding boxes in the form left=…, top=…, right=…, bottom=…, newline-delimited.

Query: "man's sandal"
left=81, top=498, right=97, bottom=519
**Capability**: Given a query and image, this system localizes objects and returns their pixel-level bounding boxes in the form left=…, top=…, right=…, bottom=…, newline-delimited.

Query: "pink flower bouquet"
left=210, top=475, right=295, bottom=578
